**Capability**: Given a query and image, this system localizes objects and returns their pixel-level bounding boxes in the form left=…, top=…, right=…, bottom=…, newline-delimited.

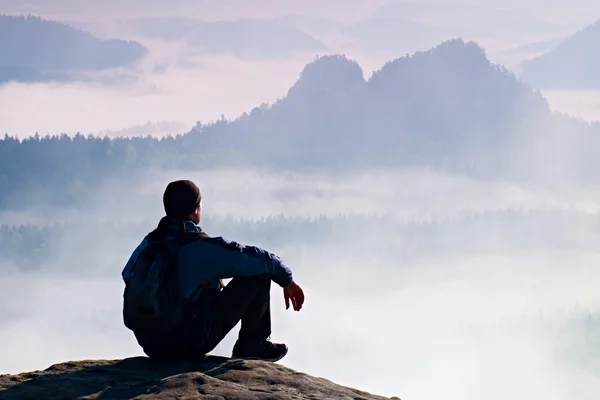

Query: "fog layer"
left=2, top=170, right=600, bottom=400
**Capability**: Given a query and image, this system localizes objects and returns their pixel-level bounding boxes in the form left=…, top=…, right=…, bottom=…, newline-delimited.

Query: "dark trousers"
left=198, top=273, right=272, bottom=354
left=135, top=274, right=272, bottom=360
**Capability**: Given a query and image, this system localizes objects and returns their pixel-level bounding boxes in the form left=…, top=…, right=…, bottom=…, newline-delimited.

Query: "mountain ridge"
left=185, top=38, right=552, bottom=170
left=0, top=14, right=148, bottom=84
left=519, top=18, right=600, bottom=89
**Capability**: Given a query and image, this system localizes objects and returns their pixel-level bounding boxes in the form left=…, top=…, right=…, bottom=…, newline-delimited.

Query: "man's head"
left=162, top=180, right=202, bottom=223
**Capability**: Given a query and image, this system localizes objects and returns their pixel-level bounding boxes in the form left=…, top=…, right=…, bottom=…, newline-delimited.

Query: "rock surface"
left=0, top=356, right=400, bottom=400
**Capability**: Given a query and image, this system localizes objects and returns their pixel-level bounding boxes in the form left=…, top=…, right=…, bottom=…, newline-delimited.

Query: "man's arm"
left=180, top=236, right=293, bottom=287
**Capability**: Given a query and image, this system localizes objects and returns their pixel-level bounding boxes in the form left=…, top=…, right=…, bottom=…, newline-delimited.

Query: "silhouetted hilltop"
left=0, top=356, right=400, bottom=400
left=519, top=19, right=600, bottom=89
left=195, top=39, right=551, bottom=169
left=0, top=15, right=148, bottom=84
left=128, top=17, right=328, bottom=58
left=366, top=39, right=548, bottom=128
left=287, top=54, right=366, bottom=98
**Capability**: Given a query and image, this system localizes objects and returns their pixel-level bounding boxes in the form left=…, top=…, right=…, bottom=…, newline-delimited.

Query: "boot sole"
left=231, top=350, right=288, bottom=363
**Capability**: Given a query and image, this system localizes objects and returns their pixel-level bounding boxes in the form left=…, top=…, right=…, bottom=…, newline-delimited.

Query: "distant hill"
left=0, top=15, right=148, bottom=84
left=519, top=19, right=600, bottom=89
left=365, top=2, right=564, bottom=55
left=500, top=38, right=564, bottom=56
left=270, top=14, right=345, bottom=36
left=3, top=38, right=600, bottom=209
left=128, top=17, right=328, bottom=58
left=94, top=121, right=190, bottom=138
left=188, top=39, right=553, bottom=171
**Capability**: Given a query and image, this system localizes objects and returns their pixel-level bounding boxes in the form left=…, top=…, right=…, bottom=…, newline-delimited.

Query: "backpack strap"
left=145, top=221, right=225, bottom=291
left=176, top=231, right=225, bottom=290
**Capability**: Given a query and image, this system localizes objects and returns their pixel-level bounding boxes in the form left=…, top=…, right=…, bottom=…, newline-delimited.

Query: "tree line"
left=3, top=209, right=600, bottom=271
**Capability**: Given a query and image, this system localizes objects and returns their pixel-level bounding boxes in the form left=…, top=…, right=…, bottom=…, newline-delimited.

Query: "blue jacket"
left=122, top=218, right=293, bottom=299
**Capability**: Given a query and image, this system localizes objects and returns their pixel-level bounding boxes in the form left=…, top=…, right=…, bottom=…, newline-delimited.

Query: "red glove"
left=283, top=280, right=305, bottom=311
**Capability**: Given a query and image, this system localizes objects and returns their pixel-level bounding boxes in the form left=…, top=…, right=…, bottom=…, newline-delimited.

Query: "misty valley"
left=3, top=5, right=600, bottom=400
left=2, top=169, right=600, bottom=399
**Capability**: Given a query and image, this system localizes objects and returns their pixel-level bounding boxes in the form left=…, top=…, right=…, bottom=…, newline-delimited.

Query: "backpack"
left=122, top=220, right=209, bottom=334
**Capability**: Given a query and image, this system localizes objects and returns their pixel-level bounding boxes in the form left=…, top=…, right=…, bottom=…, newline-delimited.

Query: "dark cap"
left=163, top=180, right=201, bottom=218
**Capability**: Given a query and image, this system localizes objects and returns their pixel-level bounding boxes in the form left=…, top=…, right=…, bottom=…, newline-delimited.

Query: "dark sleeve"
left=192, top=236, right=294, bottom=288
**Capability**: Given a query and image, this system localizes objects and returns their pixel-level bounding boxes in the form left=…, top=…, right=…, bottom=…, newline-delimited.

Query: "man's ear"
left=196, top=204, right=202, bottom=222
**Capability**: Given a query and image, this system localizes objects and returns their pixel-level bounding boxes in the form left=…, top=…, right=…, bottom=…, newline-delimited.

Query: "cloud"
left=0, top=53, right=315, bottom=137
left=3, top=244, right=600, bottom=399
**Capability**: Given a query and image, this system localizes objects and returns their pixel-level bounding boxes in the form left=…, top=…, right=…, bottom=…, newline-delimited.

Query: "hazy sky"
left=3, top=0, right=600, bottom=20
left=2, top=0, right=600, bottom=137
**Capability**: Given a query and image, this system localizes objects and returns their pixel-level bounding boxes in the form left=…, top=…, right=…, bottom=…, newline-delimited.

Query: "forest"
left=3, top=209, right=600, bottom=272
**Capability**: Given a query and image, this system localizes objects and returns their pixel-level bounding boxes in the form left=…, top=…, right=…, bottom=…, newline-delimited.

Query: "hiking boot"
left=232, top=339, right=288, bottom=362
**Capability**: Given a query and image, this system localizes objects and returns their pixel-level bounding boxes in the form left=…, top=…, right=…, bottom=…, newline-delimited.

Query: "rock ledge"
left=0, top=356, right=401, bottom=399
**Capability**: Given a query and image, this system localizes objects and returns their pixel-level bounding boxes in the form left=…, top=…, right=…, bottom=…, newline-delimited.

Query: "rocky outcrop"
left=0, top=356, right=400, bottom=400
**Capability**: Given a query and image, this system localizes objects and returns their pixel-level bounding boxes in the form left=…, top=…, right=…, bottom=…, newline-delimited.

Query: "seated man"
left=121, top=179, right=305, bottom=362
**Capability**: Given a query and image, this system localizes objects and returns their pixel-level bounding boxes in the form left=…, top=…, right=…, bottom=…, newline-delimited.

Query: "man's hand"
left=284, top=280, right=304, bottom=311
